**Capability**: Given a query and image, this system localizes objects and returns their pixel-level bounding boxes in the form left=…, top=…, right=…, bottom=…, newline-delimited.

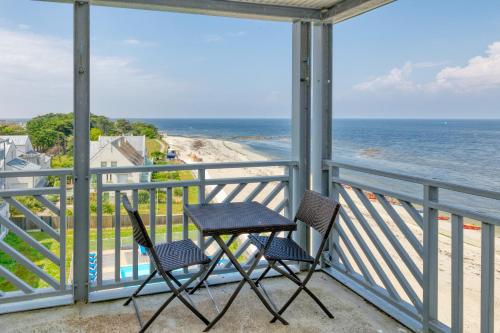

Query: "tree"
left=115, top=119, right=133, bottom=135
left=131, top=122, right=160, bottom=139
left=91, top=115, right=116, bottom=135
left=90, top=127, right=103, bottom=141
left=0, top=123, right=27, bottom=135
left=150, top=151, right=165, bottom=163
left=26, top=113, right=73, bottom=152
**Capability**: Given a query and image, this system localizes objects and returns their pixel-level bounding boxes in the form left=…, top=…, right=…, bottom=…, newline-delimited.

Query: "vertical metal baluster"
left=198, top=170, right=206, bottom=256
left=95, top=175, right=103, bottom=287
left=114, top=191, right=121, bottom=282
left=59, top=175, right=67, bottom=290
left=481, top=222, right=495, bottom=333
left=451, top=214, right=463, bottom=333
left=328, top=166, right=340, bottom=267
left=423, top=185, right=439, bottom=332
left=166, top=188, right=172, bottom=243
left=149, top=189, right=156, bottom=274
left=285, top=165, right=293, bottom=219
left=132, top=189, right=139, bottom=280
left=183, top=186, right=189, bottom=274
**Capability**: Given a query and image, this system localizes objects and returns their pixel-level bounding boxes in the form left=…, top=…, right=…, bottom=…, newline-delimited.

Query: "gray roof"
left=0, top=135, right=29, bottom=147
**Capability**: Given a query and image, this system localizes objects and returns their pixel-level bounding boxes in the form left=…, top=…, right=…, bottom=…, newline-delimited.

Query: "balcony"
left=0, top=161, right=498, bottom=332
left=1, top=0, right=499, bottom=332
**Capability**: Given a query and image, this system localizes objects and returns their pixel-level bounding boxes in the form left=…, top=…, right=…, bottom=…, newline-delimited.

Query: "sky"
left=0, top=0, right=499, bottom=119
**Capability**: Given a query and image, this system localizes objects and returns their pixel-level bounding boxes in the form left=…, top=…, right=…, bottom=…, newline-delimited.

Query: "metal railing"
left=88, top=161, right=297, bottom=300
left=0, top=168, right=72, bottom=313
left=0, top=161, right=297, bottom=310
left=323, top=160, right=498, bottom=333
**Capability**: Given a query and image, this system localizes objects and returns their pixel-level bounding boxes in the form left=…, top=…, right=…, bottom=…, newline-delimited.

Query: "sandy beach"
left=165, top=135, right=285, bottom=206
left=164, top=134, right=499, bottom=332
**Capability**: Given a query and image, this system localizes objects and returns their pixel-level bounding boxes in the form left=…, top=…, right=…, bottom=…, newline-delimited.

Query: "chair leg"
left=270, top=263, right=334, bottom=321
left=277, top=261, right=332, bottom=317
left=132, top=269, right=210, bottom=332
left=254, top=263, right=273, bottom=286
left=270, top=285, right=303, bottom=323
left=124, top=270, right=157, bottom=306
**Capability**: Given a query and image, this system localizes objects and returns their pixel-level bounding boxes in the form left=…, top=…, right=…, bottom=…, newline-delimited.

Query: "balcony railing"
left=323, top=160, right=498, bottom=333
left=0, top=161, right=296, bottom=310
left=0, top=160, right=497, bottom=333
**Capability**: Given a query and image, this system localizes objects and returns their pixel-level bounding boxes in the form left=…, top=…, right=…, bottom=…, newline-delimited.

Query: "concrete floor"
left=2, top=273, right=409, bottom=333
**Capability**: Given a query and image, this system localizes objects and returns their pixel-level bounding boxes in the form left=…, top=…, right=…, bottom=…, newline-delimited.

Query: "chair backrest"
left=122, top=194, right=153, bottom=249
left=294, top=190, right=340, bottom=237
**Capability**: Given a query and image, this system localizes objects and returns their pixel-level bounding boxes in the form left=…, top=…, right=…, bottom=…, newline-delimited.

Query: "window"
left=111, top=161, right=117, bottom=167
left=101, top=161, right=107, bottom=167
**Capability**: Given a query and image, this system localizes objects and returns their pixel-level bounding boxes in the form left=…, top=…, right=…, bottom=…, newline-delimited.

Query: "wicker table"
left=184, top=202, right=296, bottom=331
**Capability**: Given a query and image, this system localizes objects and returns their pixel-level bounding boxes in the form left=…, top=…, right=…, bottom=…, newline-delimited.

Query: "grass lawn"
left=146, top=138, right=166, bottom=157
left=0, top=223, right=243, bottom=292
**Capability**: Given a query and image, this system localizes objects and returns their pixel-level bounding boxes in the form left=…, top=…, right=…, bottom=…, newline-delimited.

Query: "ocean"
left=139, top=118, right=500, bottom=217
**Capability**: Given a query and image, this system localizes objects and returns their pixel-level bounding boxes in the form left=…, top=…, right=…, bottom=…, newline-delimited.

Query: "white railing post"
left=73, top=0, right=90, bottom=303
left=423, top=185, right=439, bottom=331
left=291, top=21, right=311, bottom=261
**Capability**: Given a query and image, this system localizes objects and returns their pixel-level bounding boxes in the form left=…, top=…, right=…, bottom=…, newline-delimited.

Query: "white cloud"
left=203, top=34, right=223, bottom=44
left=122, top=38, right=157, bottom=47
left=353, top=62, right=417, bottom=92
left=227, top=31, right=246, bottom=37
left=0, top=27, right=190, bottom=117
left=433, top=42, right=500, bottom=92
left=354, top=41, right=500, bottom=95
left=123, top=38, right=140, bottom=45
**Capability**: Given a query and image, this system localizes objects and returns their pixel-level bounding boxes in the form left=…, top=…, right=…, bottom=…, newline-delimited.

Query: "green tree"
left=130, top=122, right=160, bottom=139
left=0, top=123, right=27, bottom=135
left=150, top=151, right=165, bottom=163
left=91, top=115, right=116, bottom=135
left=115, top=119, right=133, bottom=135
left=90, top=127, right=103, bottom=141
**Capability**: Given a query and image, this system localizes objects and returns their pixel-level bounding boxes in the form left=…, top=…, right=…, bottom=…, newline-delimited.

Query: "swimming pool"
left=120, top=258, right=230, bottom=279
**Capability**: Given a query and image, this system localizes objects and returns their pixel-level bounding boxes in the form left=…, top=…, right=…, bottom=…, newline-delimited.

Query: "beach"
left=164, top=133, right=500, bottom=332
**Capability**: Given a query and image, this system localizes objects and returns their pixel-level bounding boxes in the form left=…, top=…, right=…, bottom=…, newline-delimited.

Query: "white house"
left=90, top=136, right=150, bottom=184
left=0, top=138, right=45, bottom=189
left=0, top=135, right=33, bottom=155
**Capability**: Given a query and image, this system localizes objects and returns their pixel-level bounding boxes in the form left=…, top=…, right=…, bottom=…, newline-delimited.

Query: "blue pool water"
left=120, top=258, right=230, bottom=279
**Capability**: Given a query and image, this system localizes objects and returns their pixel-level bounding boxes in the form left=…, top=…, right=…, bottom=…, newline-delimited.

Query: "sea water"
left=139, top=118, right=500, bottom=216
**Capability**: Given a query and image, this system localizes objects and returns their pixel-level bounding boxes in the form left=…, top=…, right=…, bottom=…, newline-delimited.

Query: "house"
left=0, top=135, right=33, bottom=155
left=90, top=136, right=150, bottom=183
left=0, top=135, right=51, bottom=169
left=0, top=138, right=46, bottom=188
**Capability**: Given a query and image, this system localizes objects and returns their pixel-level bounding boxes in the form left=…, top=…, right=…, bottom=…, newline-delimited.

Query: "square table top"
left=184, top=202, right=296, bottom=236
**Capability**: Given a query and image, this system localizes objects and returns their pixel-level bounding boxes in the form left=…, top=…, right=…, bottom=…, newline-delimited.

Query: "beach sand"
left=165, top=135, right=285, bottom=207
left=164, top=134, right=500, bottom=332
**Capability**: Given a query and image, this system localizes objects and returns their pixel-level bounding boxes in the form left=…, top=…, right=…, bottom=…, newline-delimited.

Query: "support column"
left=311, top=23, right=333, bottom=255
left=291, top=21, right=311, bottom=255
left=73, top=0, right=90, bottom=303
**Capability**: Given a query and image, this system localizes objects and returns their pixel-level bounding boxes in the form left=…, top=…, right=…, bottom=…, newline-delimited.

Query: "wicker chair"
left=249, top=190, right=341, bottom=322
left=122, top=195, right=211, bottom=332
